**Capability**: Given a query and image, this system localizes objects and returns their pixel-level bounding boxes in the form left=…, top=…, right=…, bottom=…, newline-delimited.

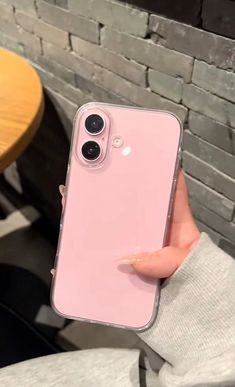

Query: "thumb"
left=120, top=247, right=189, bottom=279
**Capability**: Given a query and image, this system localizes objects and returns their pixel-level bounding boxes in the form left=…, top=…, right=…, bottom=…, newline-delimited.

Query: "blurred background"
left=0, top=0, right=234, bottom=369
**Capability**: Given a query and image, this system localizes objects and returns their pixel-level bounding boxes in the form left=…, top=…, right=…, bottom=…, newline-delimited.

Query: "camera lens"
left=81, top=141, right=101, bottom=161
left=85, top=114, right=104, bottom=134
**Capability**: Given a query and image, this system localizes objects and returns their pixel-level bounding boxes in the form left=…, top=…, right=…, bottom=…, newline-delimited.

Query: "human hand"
left=119, top=170, right=201, bottom=278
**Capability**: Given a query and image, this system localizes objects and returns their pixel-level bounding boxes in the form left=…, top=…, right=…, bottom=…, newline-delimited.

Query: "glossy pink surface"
left=52, top=103, right=182, bottom=330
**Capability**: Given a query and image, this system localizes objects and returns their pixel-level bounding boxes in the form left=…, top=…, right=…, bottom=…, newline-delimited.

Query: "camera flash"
left=112, top=136, right=123, bottom=148
left=122, top=146, right=132, bottom=156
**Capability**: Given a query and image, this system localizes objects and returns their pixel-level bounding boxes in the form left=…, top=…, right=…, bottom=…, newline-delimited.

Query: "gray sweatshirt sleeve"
left=139, top=232, right=235, bottom=386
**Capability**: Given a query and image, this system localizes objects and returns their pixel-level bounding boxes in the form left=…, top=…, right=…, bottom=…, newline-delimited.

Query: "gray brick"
left=183, top=84, right=235, bottom=128
left=190, top=199, right=235, bottom=243
left=182, top=151, right=235, bottom=202
left=39, top=57, right=76, bottom=86
left=195, top=220, right=221, bottom=244
left=148, top=69, right=183, bottom=103
left=149, top=14, right=169, bottom=38
left=219, top=238, right=235, bottom=259
left=75, top=75, right=130, bottom=105
left=56, top=0, right=68, bottom=8
left=19, top=29, right=41, bottom=53
left=15, top=12, right=69, bottom=48
left=101, top=27, right=193, bottom=82
left=42, top=41, right=96, bottom=80
left=0, top=2, right=14, bottom=22
left=47, top=89, right=77, bottom=137
left=188, top=111, right=232, bottom=153
left=0, top=32, right=24, bottom=55
left=0, top=19, right=18, bottom=39
left=182, top=130, right=235, bottom=179
left=192, top=60, right=235, bottom=103
left=37, top=0, right=99, bottom=43
left=92, top=65, right=188, bottom=122
left=71, top=35, right=146, bottom=87
left=68, top=0, right=148, bottom=37
left=37, top=66, right=90, bottom=105
left=67, top=0, right=92, bottom=17
left=0, top=19, right=41, bottom=53
left=149, top=14, right=235, bottom=71
left=24, top=45, right=41, bottom=61
left=185, top=174, right=234, bottom=221
left=8, top=0, right=37, bottom=15
left=232, top=130, right=235, bottom=155
left=130, top=89, right=187, bottom=124
left=26, top=49, right=76, bottom=85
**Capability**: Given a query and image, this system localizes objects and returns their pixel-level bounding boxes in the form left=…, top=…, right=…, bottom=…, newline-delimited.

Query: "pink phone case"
left=51, top=103, right=182, bottom=330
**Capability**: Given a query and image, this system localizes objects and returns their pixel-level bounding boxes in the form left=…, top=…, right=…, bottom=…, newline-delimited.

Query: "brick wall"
left=120, top=0, right=235, bottom=39
left=0, top=0, right=235, bottom=254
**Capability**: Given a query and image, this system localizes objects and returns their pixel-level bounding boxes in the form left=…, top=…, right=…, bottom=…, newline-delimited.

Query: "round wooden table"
left=0, top=48, right=44, bottom=173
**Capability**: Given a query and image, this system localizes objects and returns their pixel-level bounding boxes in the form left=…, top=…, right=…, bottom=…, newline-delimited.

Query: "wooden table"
left=0, top=48, right=44, bottom=173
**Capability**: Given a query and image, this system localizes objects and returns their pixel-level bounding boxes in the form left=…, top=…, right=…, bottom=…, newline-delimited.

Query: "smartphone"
left=51, top=102, right=182, bottom=330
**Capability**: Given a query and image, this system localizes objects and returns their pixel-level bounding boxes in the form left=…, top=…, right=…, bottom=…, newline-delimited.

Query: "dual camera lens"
left=82, top=114, right=104, bottom=161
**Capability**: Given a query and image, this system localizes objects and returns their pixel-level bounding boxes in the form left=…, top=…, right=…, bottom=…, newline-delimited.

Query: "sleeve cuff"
left=139, top=233, right=235, bottom=368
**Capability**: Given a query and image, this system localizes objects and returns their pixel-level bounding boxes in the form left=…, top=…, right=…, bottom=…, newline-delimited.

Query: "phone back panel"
left=52, top=103, right=182, bottom=330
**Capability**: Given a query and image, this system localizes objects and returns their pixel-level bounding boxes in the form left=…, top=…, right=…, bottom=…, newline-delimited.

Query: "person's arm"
left=139, top=233, right=235, bottom=386
left=120, top=170, right=235, bottom=386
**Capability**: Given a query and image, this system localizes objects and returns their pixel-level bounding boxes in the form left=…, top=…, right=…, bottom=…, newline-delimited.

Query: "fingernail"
left=118, top=252, right=152, bottom=265
left=59, top=185, right=65, bottom=196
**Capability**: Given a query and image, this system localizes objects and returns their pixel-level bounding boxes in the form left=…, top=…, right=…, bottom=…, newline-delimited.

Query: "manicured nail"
left=118, top=252, right=152, bottom=265
left=59, top=185, right=65, bottom=196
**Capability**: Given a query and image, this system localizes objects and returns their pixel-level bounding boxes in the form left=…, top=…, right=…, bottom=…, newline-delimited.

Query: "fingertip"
left=59, top=185, right=65, bottom=196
